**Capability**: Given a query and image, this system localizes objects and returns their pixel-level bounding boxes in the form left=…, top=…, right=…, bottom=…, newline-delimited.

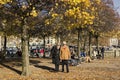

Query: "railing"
left=104, top=49, right=120, bottom=57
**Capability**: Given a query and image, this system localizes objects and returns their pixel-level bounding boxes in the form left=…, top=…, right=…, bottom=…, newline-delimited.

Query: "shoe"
left=54, top=70, right=59, bottom=72
left=67, top=71, right=69, bottom=73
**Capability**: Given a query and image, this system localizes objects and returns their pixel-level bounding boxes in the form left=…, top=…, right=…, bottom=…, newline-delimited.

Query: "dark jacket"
left=51, top=45, right=60, bottom=64
left=101, top=47, right=105, bottom=53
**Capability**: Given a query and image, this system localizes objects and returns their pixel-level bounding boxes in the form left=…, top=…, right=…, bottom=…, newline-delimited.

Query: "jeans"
left=62, top=60, right=69, bottom=72
left=101, top=53, right=104, bottom=59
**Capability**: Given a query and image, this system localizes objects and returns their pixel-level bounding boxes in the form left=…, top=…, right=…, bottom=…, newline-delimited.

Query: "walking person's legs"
left=66, top=61, right=69, bottom=73
left=55, top=64, right=57, bottom=71
left=101, top=53, right=104, bottom=59
left=64, top=60, right=69, bottom=73
left=102, top=53, right=104, bottom=59
left=56, top=64, right=59, bottom=71
left=55, top=64, right=59, bottom=71
left=55, top=59, right=60, bottom=71
left=62, top=60, right=64, bottom=72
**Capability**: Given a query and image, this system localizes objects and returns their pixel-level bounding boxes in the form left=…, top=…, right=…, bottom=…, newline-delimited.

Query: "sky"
left=113, top=0, right=120, bottom=14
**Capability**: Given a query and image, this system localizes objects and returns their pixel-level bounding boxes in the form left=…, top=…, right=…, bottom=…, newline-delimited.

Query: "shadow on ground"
left=2, top=57, right=42, bottom=65
left=0, top=57, right=43, bottom=75
left=0, top=63, right=21, bottom=75
left=34, top=65, right=55, bottom=72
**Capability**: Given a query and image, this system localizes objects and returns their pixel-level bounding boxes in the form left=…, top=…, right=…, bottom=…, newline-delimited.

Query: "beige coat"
left=60, top=45, right=71, bottom=60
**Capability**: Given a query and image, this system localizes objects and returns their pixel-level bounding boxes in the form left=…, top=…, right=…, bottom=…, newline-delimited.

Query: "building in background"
left=110, top=38, right=118, bottom=46
left=29, top=37, right=56, bottom=47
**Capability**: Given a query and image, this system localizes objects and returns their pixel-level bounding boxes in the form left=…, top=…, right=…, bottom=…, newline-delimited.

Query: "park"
left=0, top=0, right=120, bottom=80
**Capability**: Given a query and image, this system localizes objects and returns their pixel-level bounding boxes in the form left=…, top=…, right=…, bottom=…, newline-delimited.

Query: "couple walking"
left=51, top=41, right=71, bottom=73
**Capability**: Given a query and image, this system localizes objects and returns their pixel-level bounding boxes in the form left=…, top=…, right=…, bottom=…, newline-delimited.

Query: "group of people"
left=92, top=46, right=105, bottom=59
left=51, top=41, right=71, bottom=73
left=51, top=41, right=105, bottom=73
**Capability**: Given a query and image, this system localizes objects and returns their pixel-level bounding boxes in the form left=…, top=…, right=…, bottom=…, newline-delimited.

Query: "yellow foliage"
left=30, top=8, right=38, bottom=17
left=3, top=19, right=7, bottom=23
left=14, top=19, right=21, bottom=25
left=52, top=13, right=58, bottom=18
left=50, top=0, right=101, bottom=30
left=91, top=7, right=95, bottom=11
left=91, top=29, right=95, bottom=34
left=45, top=19, right=50, bottom=25
left=0, top=0, right=11, bottom=4
left=89, top=21, right=93, bottom=25
left=67, top=0, right=91, bottom=7
left=95, top=0, right=101, bottom=4
left=55, top=3, right=58, bottom=6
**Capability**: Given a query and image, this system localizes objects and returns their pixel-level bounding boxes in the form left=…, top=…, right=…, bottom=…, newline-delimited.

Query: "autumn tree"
left=48, top=0, right=99, bottom=57
left=0, top=0, right=15, bottom=60
left=91, top=0, right=118, bottom=50
left=0, top=0, right=37, bottom=76
left=0, top=0, right=57, bottom=76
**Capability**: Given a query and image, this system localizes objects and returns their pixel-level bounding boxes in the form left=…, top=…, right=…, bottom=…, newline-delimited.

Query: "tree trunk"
left=83, top=31, right=87, bottom=53
left=58, top=36, right=60, bottom=43
left=77, top=29, right=81, bottom=58
left=21, top=22, right=30, bottom=76
left=88, top=32, right=92, bottom=56
left=1, top=33, right=7, bottom=60
left=56, top=34, right=60, bottom=43
left=60, top=35, right=64, bottom=43
left=28, top=35, right=30, bottom=52
left=95, top=36, right=99, bottom=54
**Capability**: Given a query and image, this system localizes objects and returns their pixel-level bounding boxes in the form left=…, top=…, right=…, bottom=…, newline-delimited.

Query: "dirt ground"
left=0, top=57, right=120, bottom=80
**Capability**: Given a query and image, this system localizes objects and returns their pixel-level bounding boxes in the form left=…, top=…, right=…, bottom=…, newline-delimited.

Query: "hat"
left=63, top=41, right=66, bottom=45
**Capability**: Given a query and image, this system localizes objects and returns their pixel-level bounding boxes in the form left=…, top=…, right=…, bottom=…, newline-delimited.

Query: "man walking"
left=60, top=41, right=71, bottom=73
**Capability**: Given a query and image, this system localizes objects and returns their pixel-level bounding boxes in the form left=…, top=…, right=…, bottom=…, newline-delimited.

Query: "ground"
left=0, top=57, right=120, bottom=80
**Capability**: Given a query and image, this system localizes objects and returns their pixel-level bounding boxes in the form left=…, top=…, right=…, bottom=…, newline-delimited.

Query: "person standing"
left=60, top=41, right=71, bottom=73
left=101, top=46, right=105, bottom=59
left=51, top=43, right=61, bottom=72
left=93, top=49, right=97, bottom=59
